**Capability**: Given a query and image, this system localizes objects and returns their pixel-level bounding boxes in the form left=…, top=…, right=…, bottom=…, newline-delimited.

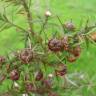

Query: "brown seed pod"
left=69, top=46, right=81, bottom=57
left=48, top=92, right=59, bottom=96
left=0, top=56, right=5, bottom=64
left=64, top=22, right=75, bottom=31
left=48, top=38, right=63, bottom=52
left=35, top=70, right=43, bottom=81
left=61, top=36, right=69, bottom=51
left=18, top=48, right=33, bottom=64
left=41, top=79, right=52, bottom=89
left=25, top=82, right=35, bottom=92
left=55, top=64, right=67, bottom=76
left=67, top=55, right=77, bottom=62
left=73, top=46, right=81, bottom=57
left=10, top=69, right=20, bottom=81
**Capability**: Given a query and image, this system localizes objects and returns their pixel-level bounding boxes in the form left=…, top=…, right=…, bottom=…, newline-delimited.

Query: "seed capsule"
left=25, top=82, right=35, bottom=92
left=41, top=79, right=52, bottom=89
left=69, top=46, right=81, bottom=57
left=67, top=55, right=77, bottom=62
left=18, top=48, right=33, bottom=64
left=73, top=46, right=81, bottom=57
left=48, top=38, right=63, bottom=52
left=64, top=22, right=75, bottom=31
left=55, top=64, right=67, bottom=76
left=0, top=56, right=5, bottom=64
left=61, top=36, right=69, bottom=51
left=48, top=92, right=58, bottom=96
left=10, top=69, right=20, bottom=81
left=35, top=70, right=43, bottom=81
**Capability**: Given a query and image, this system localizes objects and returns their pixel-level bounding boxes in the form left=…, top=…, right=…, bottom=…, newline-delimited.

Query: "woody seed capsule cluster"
left=25, top=82, right=35, bottom=92
left=48, top=36, right=69, bottom=52
left=64, top=22, right=75, bottom=31
left=0, top=56, right=5, bottom=64
left=35, top=70, right=43, bottom=81
left=10, top=69, right=20, bottom=81
left=18, top=48, right=33, bottom=64
left=55, top=64, right=67, bottom=76
left=48, top=38, right=63, bottom=52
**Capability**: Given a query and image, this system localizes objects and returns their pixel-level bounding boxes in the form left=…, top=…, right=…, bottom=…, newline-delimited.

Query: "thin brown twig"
left=22, top=0, right=34, bottom=36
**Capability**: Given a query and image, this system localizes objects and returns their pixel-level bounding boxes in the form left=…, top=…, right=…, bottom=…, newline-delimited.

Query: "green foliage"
left=0, top=0, right=96, bottom=96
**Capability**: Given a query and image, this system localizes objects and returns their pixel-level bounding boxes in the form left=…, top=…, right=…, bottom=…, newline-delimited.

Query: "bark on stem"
left=22, top=0, right=34, bottom=36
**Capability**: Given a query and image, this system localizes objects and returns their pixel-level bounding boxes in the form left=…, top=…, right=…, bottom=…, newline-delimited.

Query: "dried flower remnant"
left=64, top=22, right=75, bottom=31
left=55, top=64, right=67, bottom=76
left=10, top=69, right=20, bottom=81
left=48, top=38, right=63, bottom=52
left=18, top=48, right=33, bottom=64
left=69, top=46, right=81, bottom=57
left=35, top=70, right=43, bottom=81
left=0, top=56, right=5, bottom=64
left=48, top=92, right=59, bottom=96
left=67, top=55, right=77, bottom=63
left=25, top=82, right=35, bottom=92
left=41, top=79, right=52, bottom=89
left=61, top=36, right=69, bottom=51
left=73, top=46, right=81, bottom=57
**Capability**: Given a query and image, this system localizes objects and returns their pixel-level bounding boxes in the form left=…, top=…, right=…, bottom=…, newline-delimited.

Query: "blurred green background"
left=0, top=0, right=96, bottom=95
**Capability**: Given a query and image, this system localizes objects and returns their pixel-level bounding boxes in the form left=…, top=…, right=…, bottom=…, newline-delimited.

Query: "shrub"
left=0, top=0, right=96, bottom=96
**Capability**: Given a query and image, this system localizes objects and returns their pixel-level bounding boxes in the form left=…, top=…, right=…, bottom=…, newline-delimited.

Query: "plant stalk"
left=22, top=0, right=34, bottom=36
